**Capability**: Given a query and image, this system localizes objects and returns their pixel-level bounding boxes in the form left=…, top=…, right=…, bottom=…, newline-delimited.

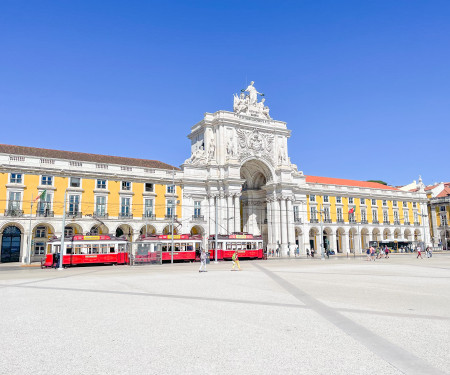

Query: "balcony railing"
left=192, top=215, right=205, bottom=221
left=394, top=220, right=400, bottom=225
left=36, top=210, right=54, bottom=217
left=414, top=222, right=421, bottom=226
left=143, top=213, right=156, bottom=220
left=310, top=218, right=318, bottom=223
left=349, top=219, right=357, bottom=224
left=119, top=213, right=133, bottom=219
left=93, top=212, right=109, bottom=219
left=294, top=217, right=302, bottom=224
left=67, top=211, right=82, bottom=218
left=360, top=220, right=368, bottom=224
left=404, top=221, right=410, bottom=225
left=4, top=209, right=24, bottom=217
left=324, top=219, right=332, bottom=223
left=372, top=220, right=379, bottom=224
left=165, top=214, right=178, bottom=220
left=337, top=218, right=344, bottom=223
left=384, top=221, right=391, bottom=225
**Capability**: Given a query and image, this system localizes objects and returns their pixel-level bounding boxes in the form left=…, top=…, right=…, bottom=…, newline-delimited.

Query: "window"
left=337, top=208, right=343, bottom=221
left=383, top=211, right=389, bottom=223
left=324, top=207, right=330, bottom=221
left=41, top=175, right=53, bottom=186
left=413, top=202, right=417, bottom=208
left=442, top=215, right=448, bottom=226
left=64, top=226, right=74, bottom=237
left=394, top=211, right=399, bottom=222
left=309, top=195, right=315, bottom=202
left=144, top=198, right=153, bottom=217
left=336, top=196, right=342, bottom=204
left=167, top=184, right=175, bottom=194
left=167, top=199, right=175, bottom=217
left=310, top=207, right=317, bottom=221
left=361, top=209, right=367, bottom=222
left=382, top=200, right=387, bottom=206
left=122, top=181, right=131, bottom=191
left=372, top=199, right=376, bottom=205
left=414, top=212, right=419, bottom=223
left=403, top=201, right=408, bottom=207
left=10, top=173, right=22, bottom=184
left=360, top=198, right=365, bottom=205
left=34, top=242, right=45, bottom=255
left=37, top=192, right=52, bottom=214
left=121, top=197, right=131, bottom=216
left=404, top=210, right=409, bottom=222
left=294, top=206, right=299, bottom=220
left=393, top=201, right=397, bottom=207
left=95, top=196, right=107, bottom=216
left=194, top=201, right=201, bottom=217
left=323, top=195, right=329, bottom=203
left=96, top=179, right=106, bottom=189
left=68, top=195, right=80, bottom=214
left=70, top=177, right=81, bottom=188
left=372, top=209, right=378, bottom=222
left=348, top=197, right=354, bottom=204
left=35, top=226, right=46, bottom=238
left=440, top=206, right=446, bottom=212
left=145, top=183, right=154, bottom=192
left=8, top=191, right=21, bottom=210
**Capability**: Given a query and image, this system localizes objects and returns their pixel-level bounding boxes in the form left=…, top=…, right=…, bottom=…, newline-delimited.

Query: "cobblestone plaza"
left=1, top=255, right=449, bottom=375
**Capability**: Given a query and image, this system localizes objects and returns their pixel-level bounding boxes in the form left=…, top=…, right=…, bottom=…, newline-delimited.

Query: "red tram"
left=208, top=234, right=264, bottom=260
left=137, top=234, right=202, bottom=262
left=43, top=235, right=129, bottom=267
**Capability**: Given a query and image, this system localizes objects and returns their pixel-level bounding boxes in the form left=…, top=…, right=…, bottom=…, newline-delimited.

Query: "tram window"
left=226, top=242, right=231, bottom=250
left=66, top=247, right=73, bottom=254
left=232, top=243, right=236, bottom=250
left=258, top=242, right=263, bottom=249
left=218, top=242, right=223, bottom=250
left=47, top=244, right=52, bottom=254
left=101, top=244, right=108, bottom=254
left=187, top=243, right=193, bottom=251
left=247, top=243, right=251, bottom=250
left=81, top=245, right=89, bottom=254
left=175, top=243, right=180, bottom=251
left=195, top=243, right=200, bottom=251
left=236, top=243, right=242, bottom=250
left=119, top=244, right=126, bottom=252
left=92, top=246, right=99, bottom=254
left=251, top=242, right=256, bottom=250
left=162, top=245, right=168, bottom=252
left=180, top=243, right=186, bottom=251
left=54, top=245, right=61, bottom=254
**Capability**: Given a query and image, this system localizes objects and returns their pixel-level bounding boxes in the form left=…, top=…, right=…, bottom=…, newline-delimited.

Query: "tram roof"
left=0, top=144, right=180, bottom=171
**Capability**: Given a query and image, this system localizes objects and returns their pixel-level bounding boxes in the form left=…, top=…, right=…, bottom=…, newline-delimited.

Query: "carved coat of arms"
left=236, top=128, right=274, bottom=165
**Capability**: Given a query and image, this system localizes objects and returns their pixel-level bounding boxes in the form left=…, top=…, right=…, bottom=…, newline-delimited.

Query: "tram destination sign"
left=73, top=235, right=111, bottom=241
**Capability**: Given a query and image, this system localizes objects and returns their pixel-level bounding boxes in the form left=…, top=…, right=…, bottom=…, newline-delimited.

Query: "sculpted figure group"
left=233, top=81, right=271, bottom=120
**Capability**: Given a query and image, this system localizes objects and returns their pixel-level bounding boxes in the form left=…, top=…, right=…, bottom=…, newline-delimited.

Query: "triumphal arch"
left=182, top=82, right=307, bottom=255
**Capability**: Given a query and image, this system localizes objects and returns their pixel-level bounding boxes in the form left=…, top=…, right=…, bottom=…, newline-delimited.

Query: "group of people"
left=366, top=245, right=390, bottom=261
left=198, top=249, right=241, bottom=272
left=268, top=245, right=301, bottom=257
left=416, top=246, right=433, bottom=259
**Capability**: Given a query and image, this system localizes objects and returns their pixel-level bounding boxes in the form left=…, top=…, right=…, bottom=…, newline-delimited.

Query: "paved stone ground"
left=1, top=254, right=449, bottom=375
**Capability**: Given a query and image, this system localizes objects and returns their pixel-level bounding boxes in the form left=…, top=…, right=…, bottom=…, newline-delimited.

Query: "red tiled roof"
left=0, top=144, right=180, bottom=170
left=305, top=175, right=399, bottom=190
left=436, top=186, right=450, bottom=198
left=425, top=184, right=439, bottom=191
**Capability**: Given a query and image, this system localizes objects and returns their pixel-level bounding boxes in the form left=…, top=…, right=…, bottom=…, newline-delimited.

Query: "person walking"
left=306, top=248, right=310, bottom=258
left=428, top=247, right=433, bottom=258
left=231, top=250, right=241, bottom=271
left=53, top=252, right=60, bottom=268
left=199, top=249, right=207, bottom=272
left=370, top=246, right=375, bottom=261
left=311, top=248, right=315, bottom=258
left=417, top=245, right=423, bottom=259
left=385, top=247, right=390, bottom=259
left=366, top=248, right=371, bottom=261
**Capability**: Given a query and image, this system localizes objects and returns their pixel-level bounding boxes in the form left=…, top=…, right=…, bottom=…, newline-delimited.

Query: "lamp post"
left=59, top=190, right=68, bottom=270
left=319, top=204, right=325, bottom=260
left=418, top=208, right=428, bottom=249
left=26, top=194, right=34, bottom=265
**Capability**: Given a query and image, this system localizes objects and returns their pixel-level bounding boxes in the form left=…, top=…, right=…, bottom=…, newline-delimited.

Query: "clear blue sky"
left=1, top=0, right=449, bottom=186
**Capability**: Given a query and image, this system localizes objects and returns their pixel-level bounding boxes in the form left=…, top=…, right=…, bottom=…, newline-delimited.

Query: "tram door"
left=1, top=226, right=22, bottom=263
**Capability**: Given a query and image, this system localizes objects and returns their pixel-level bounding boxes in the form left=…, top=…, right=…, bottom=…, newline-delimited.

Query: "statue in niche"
left=278, top=143, right=287, bottom=164
left=208, top=138, right=216, bottom=161
left=226, top=135, right=235, bottom=157
left=186, top=145, right=206, bottom=165
left=257, top=98, right=271, bottom=119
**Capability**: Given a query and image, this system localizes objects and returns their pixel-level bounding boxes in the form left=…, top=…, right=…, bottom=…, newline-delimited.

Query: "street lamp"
left=59, top=189, right=68, bottom=270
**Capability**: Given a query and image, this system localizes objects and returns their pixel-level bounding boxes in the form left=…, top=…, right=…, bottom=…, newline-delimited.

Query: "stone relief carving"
left=185, top=145, right=206, bottom=165
left=233, top=81, right=271, bottom=119
left=208, top=138, right=216, bottom=162
left=226, top=133, right=236, bottom=159
left=236, top=128, right=274, bottom=165
left=278, top=143, right=287, bottom=165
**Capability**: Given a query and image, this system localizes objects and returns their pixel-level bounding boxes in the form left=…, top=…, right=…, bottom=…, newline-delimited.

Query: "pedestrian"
left=306, top=248, right=310, bottom=258
left=370, top=246, right=375, bottom=261
left=385, top=247, right=390, bottom=259
left=53, top=252, right=60, bottom=268
left=295, top=245, right=299, bottom=257
left=276, top=246, right=279, bottom=257
left=326, top=248, right=330, bottom=259
left=376, top=247, right=380, bottom=259
left=311, top=248, right=315, bottom=258
left=417, top=245, right=423, bottom=259
left=428, top=247, right=433, bottom=258
left=231, top=250, right=241, bottom=271
left=366, top=248, right=371, bottom=261
left=199, top=249, right=207, bottom=272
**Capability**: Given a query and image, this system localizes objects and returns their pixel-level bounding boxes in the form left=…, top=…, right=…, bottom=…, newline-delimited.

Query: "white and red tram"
left=208, top=234, right=264, bottom=260
left=137, top=234, right=203, bottom=262
left=43, top=235, right=129, bottom=267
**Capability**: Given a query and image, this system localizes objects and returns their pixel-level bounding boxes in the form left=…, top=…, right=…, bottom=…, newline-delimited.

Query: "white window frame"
left=372, top=209, right=378, bottom=222
left=336, top=196, right=342, bottom=204
left=8, top=191, right=22, bottom=211
left=348, top=197, right=354, bottom=204
left=121, top=181, right=131, bottom=191
left=95, top=195, right=107, bottom=216
left=96, top=179, right=107, bottom=189
left=37, top=192, right=53, bottom=213
left=167, top=185, right=175, bottom=194
left=41, top=175, right=53, bottom=186
left=10, top=173, right=23, bottom=184
left=372, top=199, right=376, bottom=206
left=194, top=201, right=201, bottom=217
left=323, top=195, right=329, bottom=203
left=120, top=196, right=132, bottom=216
left=144, top=198, right=154, bottom=217
left=336, top=207, right=343, bottom=221
left=145, top=183, right=154, bottom=192
left=68, top=194, right=81, bottom=214
left=69, top=177, right=81, bottom=188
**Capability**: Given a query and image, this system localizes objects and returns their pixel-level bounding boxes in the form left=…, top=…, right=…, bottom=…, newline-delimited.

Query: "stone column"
left=208, top=195, right=215, bottom=235
left=234, top=194, right=240, bottom=233
left=286, top=198, right=295, bottom=253
left=280, top=198, right=288, bottom=256
left=227, top=194, right=233, bottom=234
left=219, top=194, right=227, bottom=234
left=272, top=198, right=280, bottom=249
left=266, top=198, right=273, bottom=250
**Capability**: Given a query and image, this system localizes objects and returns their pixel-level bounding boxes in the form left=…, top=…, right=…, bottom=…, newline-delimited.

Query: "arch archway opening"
left=1, top=226, right=22, bottom=263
